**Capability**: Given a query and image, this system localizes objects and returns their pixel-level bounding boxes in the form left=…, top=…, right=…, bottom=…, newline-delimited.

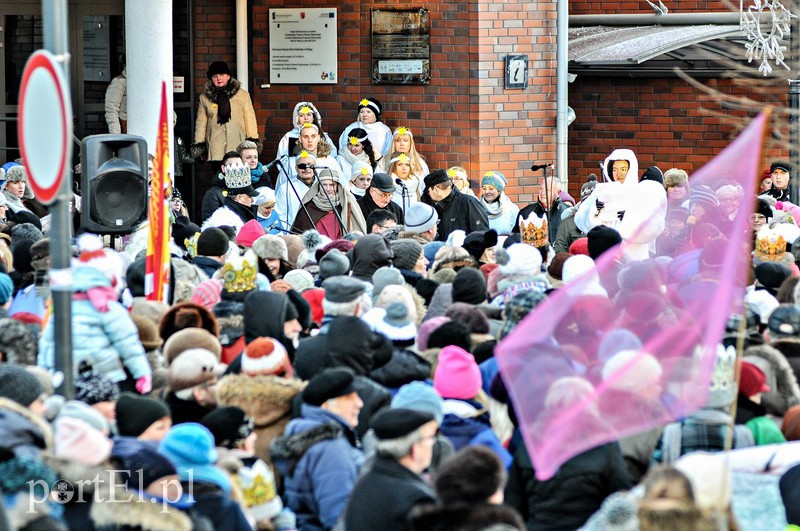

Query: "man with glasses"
left=357, top=172, right=405, bottom=224
left=274, top=152, right=319, bottom=228
left=422, top=169, right=488, bottom=242
left=343, top=408, right=438, bottom=531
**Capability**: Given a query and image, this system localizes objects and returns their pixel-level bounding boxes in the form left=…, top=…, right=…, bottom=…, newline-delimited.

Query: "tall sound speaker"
left=81, top=134, right=148, bottom=234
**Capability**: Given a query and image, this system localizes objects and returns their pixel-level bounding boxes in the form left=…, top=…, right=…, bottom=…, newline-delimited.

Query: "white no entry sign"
left=18, top=50, right=73, bottom=204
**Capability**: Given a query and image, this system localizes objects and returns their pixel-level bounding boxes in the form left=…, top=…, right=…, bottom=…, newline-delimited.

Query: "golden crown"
left=348, top=136, right=360, bottom=146
left=360, top=98, right=370, bottom=106
left=447, top=169, right=457, bottom=178
left=360, top=166, right=370, bottom=175
left=224, top=162, right=252, bottom=190
left=396, top=126, right=409, bottom=136
left=184, top=232, right=201, bottom=259
left=520, top=212, right=549, bottom=248
left=299, top=105, right=312, bottom=114
left=391, top=153, right=409, bottom=164
left=755, top=227, right=787, bottom=262
left=299, top=150, right=310, bottom=159
left=221, top=250, right=258, bottom=293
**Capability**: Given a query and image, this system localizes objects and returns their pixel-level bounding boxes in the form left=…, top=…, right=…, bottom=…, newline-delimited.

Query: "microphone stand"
left=311, top=167, right=349, bottom=236
left=276, top=159, right=316, bottom=229
left=396, top=179, right=409, bottom=218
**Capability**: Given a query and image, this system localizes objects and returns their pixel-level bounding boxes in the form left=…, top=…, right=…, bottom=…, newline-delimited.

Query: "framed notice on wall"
left=371, top=9, right=430, bottom=85
left=269, top=8, right=338, bottom=84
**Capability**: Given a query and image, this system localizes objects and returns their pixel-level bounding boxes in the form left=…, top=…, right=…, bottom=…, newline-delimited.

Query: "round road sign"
left=18, top=50, right=73, bottom=204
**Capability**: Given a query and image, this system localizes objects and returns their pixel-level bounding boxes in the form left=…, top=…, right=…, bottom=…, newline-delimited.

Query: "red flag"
left=145, top=82, right=171, bottom=302
left=497, top=111, right=771, bottom=480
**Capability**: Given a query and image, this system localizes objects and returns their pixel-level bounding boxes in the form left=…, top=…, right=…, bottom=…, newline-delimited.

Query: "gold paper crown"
left=224, top=162, right=252, bottom=190
left=349, top=136, right=360, bottom=146
left=484, top=171, right=495, bottom=178
left=301, top=123, right=319, bottom=131
left=299, top=150, right=310, bottom=159
left=390, top=153, right=409, bottom=164
left=360, top=166, right=370, bottom=175
left=395, top=126, right=410, bottom=136
left=221, top=250, right=258, bottom=293
left=184, top=232, right=201, bottom=259
left=360, top=98, right=370, bottom=106
left=447, top=169, right=457, bottom=178
left=755, top=227, right=787, bottom=262
left=520, top=212, right=549, bottom=247
left=299, top=105, right=312, bottom=114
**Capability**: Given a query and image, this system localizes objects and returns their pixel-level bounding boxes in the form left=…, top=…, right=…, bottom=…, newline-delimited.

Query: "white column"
left=125, top=0, right=173, bottom=165
left=236, top=0, right=249, bottom=91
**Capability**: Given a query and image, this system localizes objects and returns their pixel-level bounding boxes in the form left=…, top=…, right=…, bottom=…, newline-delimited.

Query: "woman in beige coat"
left=192, top=61, right=260, bottom=163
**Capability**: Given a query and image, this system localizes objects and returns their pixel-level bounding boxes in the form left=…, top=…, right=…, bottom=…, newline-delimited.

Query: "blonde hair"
left=448, top=166, right=471, bottom=192
left=0, top=240, right=12, bottom=272
left=389, top=153, right=416, bottom=180
left=392, top=130, right=426, bottom=176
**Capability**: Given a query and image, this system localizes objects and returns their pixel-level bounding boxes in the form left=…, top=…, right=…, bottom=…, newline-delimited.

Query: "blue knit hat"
left=0, top=273, right=12, bottom=305
left=480, top=171, right=507, bottom=193
left=392, top=381, right=444, bottom=424
left=159, top=423, right=231, bottom=494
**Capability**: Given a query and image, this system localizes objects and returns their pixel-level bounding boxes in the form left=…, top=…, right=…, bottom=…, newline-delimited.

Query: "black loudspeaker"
left=81, top=134, right=148, bottom=234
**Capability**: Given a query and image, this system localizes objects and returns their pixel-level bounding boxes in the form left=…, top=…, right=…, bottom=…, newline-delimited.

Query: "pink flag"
left=496, top=111, right=770, bottom=480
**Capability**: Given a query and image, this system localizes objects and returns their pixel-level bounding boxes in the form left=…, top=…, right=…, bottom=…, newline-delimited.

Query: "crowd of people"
left=0, top=61, right=794, bottom=530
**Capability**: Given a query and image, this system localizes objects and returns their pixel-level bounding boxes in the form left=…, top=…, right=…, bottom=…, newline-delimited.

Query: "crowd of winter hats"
left=6, top=142, right=800, bottom=530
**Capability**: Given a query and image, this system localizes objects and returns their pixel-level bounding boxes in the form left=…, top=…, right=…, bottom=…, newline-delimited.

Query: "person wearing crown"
left=210, top=161, right=259, bottom=226
left=274, top=151, right=318, bottom=229
left=479, top=171, right=519, bottom=235
left=277, top=101, right=338, bottom=162
left=192, top=61, right=260, bottom=164
left=339, top=97, right=393, bottom=161
left=376, top=126, right=430, bottom=179
left=515, top=175, right=568, bottom=244
left=291, top=167, right=367, bottom=238
left=388, top=152, right=424, bottom=209
left=447, top=166, right=476, bottom=197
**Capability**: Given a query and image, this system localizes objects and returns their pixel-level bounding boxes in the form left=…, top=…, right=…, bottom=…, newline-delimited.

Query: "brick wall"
left=193, top=0, right=559, bottom=205
left=570, top=1, right=732, bottom=15
left=567, top=76, right=786, bottom=197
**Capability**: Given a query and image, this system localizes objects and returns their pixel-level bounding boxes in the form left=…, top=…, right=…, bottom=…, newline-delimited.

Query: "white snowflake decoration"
left=740, top=0, right=795, bottom=75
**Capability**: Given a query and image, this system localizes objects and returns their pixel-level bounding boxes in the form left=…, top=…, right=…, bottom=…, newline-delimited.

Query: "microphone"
left=263, top=157, right=283, bottom=171
left=531, top=163, right=553, bottom=171
left=395, top=178, right=408, bottom=188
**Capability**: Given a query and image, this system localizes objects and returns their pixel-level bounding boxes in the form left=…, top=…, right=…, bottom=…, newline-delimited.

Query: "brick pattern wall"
left=193, top=0, right=559, bottom=205
left=570, top=1, right=732, bottom=15
left=567, top=76, right=785, bottom=197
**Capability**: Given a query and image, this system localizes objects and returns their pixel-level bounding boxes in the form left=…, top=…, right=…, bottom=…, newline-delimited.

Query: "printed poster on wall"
left=269, top=8, right=338, bottom=84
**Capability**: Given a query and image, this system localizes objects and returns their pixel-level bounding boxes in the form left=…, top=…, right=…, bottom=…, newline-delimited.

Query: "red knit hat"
left=302, top=288, right=325, bottom=326
left=236, top=220, right=266, bottom=249
left=739, top=361, right=770, bottom=398
left=241, top=337, right=293, bottom=377
left=569, top=237, right=590, bottom=256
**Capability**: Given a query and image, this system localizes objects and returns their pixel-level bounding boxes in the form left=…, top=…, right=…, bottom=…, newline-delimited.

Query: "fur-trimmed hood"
left=90, top=485, right=194, bottom=531
left=0, top=397, right=53, bottom=455
left=270, top=423, right=342, bottom=476
left=216, top=374, right=304, bottom=425
left=203, top=78, right=241, bottom=103
left=410, top=502, right=525, bottom=530
left=743, top=343, right=800, bottom=416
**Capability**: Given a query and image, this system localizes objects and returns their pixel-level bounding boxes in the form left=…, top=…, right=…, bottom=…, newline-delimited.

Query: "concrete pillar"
left=125, top=0, right=173, bottom=165
left=236, top=0, right=248, bottom=91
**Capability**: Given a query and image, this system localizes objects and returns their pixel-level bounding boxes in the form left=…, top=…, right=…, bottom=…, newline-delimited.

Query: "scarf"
left=480, top=194, right=507, bottom=220
left=311, top=186, right=341, bottom=212
left=360, top=122, right=389, bottom=158
left=349, top=185, right=366, bottom=198
left=3, top=190, right=26, bottom=213
left=216, top=90, right=231, bottom=125
left=340, top=146, right=370, bottom=170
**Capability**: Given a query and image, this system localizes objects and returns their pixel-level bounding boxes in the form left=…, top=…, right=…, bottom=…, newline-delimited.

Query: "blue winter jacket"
left=271, top=404, right=364, bottom=530
left=38, top=266, right=151, bottom=383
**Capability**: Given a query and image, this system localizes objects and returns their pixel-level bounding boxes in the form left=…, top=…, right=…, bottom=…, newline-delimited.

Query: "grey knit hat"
left=372, top=266, right=405, bottom=301
left=0, top=318, right=38, bottom=365
left=0, top=363, right=43, bottom=407
left=318, top=248, right=350, bottom=279
left=390, top=239, right=423, bottom=272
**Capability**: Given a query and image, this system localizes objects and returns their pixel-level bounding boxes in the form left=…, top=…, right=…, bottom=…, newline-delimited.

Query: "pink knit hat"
left=236, top=220, right=266, bottom=248
left=54, top=416, right=113, bottom=466
left=433, top=345, right=482, bottom=400
left=417, top=316, right=450, bottom=351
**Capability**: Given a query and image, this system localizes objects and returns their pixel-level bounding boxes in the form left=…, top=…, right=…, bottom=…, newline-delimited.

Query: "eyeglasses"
left=433, top=183, right=451, bottom=192
left=372, top=190, right=393, bottom=199
left=297, top=163, right=315, bottom=170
